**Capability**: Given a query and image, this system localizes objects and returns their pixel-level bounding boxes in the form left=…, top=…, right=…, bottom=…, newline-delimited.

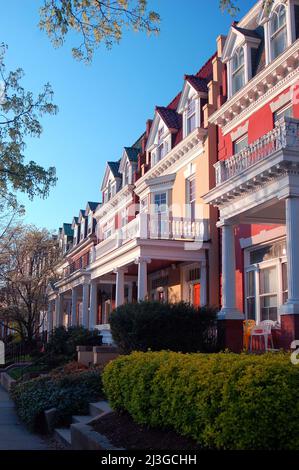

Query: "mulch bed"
left=92, top=412, right=202, bottom=450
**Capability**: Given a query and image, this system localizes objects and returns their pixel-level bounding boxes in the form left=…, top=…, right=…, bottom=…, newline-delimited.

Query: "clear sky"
left=0, top=0, right=256, bottom=232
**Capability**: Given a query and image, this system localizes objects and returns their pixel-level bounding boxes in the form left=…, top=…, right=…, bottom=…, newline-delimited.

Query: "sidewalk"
left=0, top=385, right=49, bottom=450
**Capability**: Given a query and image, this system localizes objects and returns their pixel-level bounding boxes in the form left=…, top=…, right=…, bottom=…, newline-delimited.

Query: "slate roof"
left=185, top=75, right=208, bottom=93
left=124, top=147, right=139, bottom=162
left=86, top=201, right=99, bottom=212
left=156, top=106, right=182, bottom=131
left=233, top=25, right=261, bottom=40
left=63, top=223, right=73, bottom=237
left=108, top=160, right=121, bottom=178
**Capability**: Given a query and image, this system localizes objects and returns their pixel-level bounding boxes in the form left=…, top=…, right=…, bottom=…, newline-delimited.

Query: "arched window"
left=232, top=47, right=245, bottom=95
left=270, top=4, right=287, bottom=60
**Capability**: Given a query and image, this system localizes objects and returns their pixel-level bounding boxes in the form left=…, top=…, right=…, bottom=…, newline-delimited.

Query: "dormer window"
left=270, top=4, right=287, bottom=60
left=73, top=226, right=78, bottom=245
left=88, top=212, right=93, bottom=234
left=232, top=47, right=245, bottom=95
left=124, top=161, right=130, bottom=186
left=80, top=219, right=85, bottom=241
left=186, top=98, right=196, bottom=135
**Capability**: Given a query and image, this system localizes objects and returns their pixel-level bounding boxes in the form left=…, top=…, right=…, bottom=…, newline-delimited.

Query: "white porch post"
left=47, top=300, right=53, bottom=335
left=200, top=261, right=208, bottom=307
left=218, top=223, right=244, bottom=319
left=136, top=257, right=150, bottom=301
left=71, top=288, right=78, bottom=326
left=89, top=281, right=98, bottom=329
left=282, top=197, right=299, bottom=314
left=55, top=294, right=64, bottom=327
left=82, top=283, right=89, bottom=328
left=115, top=268, right=125, bottom=307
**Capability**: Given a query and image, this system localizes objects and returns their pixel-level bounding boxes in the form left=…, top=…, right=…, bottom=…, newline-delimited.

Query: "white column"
left=115, top=268, right=125, bottom=307
left=55, top=294, right=64, bottom=327
left=89, top=281, right=98, bottom=329
left=127, top=282, right=133, bottom=303
left=71, top=288, right=78, bottom=326
left=47, top=300, right=53, bottom=334
left=218, top=224, right=244, bottom=320
left=281, top=197, right=299, bottom=314
left=135, top=257, right=150, bottom=301
left=82, top=283, right=89, bottom=328
left=200, top=261, right=208, bottom=307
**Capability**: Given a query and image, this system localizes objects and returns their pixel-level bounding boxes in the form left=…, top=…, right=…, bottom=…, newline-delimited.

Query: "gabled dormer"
left=119, top=147, right=139, bottom=187
left=78, top=209, right=87, bottom=242
left=58, top=223, right=73, bottom=254
left=101, top=161, right=122, bottom=203
left=71, top=217, right=79, bottom=246
left=259, top=0, right=299, bottom=65
left=146, top=107, right=181, bottom=168
left=85, top=201, right=99, bottom=236
left=177, top=75, right=208, bottom=138
left=222, top=24, right=262, bottom=98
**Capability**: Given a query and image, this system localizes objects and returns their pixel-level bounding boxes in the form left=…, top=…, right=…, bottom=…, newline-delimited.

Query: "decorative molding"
left=231, top=121, right=249, bottom=141
left=240, top=226, right=286, bottom=249
left=270, top=89, right=292, bottom=112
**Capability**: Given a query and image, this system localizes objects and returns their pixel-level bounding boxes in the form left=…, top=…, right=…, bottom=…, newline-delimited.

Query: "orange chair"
left=243, top=320, right=256, bottom=350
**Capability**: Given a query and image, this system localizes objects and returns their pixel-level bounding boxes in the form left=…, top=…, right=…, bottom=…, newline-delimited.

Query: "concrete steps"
left=54, top=427, right=72, bottom=448
left=89, top=401, right=112, bottom=418
left=54, top=400, right=112, bottom=448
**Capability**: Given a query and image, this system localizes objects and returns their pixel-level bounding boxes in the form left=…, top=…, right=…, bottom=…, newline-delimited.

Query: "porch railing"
left=214, top=117, right=299, bottom=186
left=95, top=213, right=210, bottom=259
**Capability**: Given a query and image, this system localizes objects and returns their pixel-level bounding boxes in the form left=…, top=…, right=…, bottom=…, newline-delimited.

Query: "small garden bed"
left=92, top=411, right=202, bottom=450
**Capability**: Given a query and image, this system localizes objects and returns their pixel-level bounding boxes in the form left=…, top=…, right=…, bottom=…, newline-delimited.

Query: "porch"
left=204, top=117, right=299, bottom=350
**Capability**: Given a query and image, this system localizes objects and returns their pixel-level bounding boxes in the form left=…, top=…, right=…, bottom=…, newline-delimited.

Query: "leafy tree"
left=0, top=44, right=58, bottom=214
left=39, top=0, right=160, bottom=63
left=219, top=0, right=273, bottom=16
left=0, top=225, right=61, bottom=344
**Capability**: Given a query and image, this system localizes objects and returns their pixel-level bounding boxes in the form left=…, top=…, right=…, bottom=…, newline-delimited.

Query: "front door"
left=193, top=283, right=201, bottom=307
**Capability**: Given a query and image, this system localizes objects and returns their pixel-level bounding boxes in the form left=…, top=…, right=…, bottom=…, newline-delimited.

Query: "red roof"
left=156, top=106, right=182, bottom=131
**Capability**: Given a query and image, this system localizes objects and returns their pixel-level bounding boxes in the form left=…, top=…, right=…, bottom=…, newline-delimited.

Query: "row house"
left=47, top=202, right=99, bottom=331
left=203, top=0, right=299, bottom=350
left=47, top=52, right=224, bottom=343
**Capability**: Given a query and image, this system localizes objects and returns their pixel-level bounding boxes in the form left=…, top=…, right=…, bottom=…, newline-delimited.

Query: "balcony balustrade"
left=94, top=213, right=210, bottom=260
left=214, top=117, right=299, bottom=186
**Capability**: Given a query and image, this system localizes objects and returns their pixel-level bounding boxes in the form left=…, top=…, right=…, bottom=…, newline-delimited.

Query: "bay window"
left=270, top=4, right=287, bottom=60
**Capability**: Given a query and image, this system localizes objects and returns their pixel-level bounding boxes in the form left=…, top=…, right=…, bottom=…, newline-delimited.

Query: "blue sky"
left=0, top=0, right=255, bottom=232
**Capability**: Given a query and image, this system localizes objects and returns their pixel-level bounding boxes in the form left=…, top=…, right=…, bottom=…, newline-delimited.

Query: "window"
left=121, top=209, right=127, bottom=227
left=186, top=98, right=196, bottom=135
left=154, top=192, right=167, bottom=213
left=246, top=270, right=256, bottom=321
left=73, top=226, right=78, bottom=245
left=274, top=104, right=293, bottom=124
left=233, top=134, right=248, bottom=154
left=103, top=228, right=112, bottom=240
left=187, top=178, right=196, bottom=220
left=232, top=47, right=245, bottom=95
left=80, top=220, right=85, bottom=240
left=259, top=266, right=278, bottom=321
left=88, top=213, right=93, bottom=233
left=270, top=4, right=287, bottom=60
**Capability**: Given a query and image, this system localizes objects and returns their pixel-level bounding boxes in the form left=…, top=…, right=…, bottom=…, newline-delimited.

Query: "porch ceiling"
left=232, top=198, right=286, bottom=225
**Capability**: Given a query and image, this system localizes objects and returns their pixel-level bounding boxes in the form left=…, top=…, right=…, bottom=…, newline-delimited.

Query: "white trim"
left=270, top=89, right=292, bottom=111
left=231, top=121, right=249, bottom=142
left=240, top=225, right=286, bottom=249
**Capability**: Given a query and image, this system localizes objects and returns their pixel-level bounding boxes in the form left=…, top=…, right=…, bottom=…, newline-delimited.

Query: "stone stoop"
left=54, top=400, right=112, bottom=449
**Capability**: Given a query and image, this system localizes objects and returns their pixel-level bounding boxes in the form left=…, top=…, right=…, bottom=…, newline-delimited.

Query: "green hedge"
left=109, top=302, right=218, bottom=354
left=103, top=351, right=299, bottom=450
left=11, top=369, right=103, bottom=433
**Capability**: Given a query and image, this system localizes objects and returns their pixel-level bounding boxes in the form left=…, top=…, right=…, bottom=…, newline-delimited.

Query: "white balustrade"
left=214, top=117, right=299, bottom=185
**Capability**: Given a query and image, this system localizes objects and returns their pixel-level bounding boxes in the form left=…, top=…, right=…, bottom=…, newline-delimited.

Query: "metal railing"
left=214, top=117, right=299, bottom=185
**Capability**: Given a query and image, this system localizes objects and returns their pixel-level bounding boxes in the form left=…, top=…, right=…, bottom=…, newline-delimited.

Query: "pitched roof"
left=156, top=107, right=182, bottom=131
left=108, top=160, right=121, bottom=178
left=124, top=147, right=139, bottom=162
left=63, top=223, right=73, bottom=237
left=233, top=25, right=261, bottom=40
left=185, top=75, right=208, bottom=93
left=86, top=201, right=99, bottom=212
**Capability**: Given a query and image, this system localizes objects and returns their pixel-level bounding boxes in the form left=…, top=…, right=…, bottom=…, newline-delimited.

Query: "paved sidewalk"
left=0, top=385, right=49, bottom=450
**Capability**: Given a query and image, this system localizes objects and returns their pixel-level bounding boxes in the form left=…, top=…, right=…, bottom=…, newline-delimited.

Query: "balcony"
left=214, top=117, right=299, bottom=186
left=94, top=213, right=210, bottom=261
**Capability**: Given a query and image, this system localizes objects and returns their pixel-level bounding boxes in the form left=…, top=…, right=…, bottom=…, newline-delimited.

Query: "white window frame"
left=233, top=133, right=248, bottom=155
left=186, top=177, right=196, bottom=220
left=244, top=239, right=287, bottom=323
left=270, top=3, right=288, bottom=61
left=231, top=46, right=245, bottom=96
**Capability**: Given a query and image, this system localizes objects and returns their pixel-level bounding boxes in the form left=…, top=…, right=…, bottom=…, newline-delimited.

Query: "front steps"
left=54, top=400, right=112, bottom=449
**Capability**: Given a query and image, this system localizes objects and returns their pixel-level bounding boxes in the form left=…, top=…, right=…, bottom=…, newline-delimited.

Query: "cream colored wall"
left=167, top=267, right=181, bottom=303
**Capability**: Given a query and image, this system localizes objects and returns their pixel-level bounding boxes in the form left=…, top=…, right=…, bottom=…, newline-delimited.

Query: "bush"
left=11, top=368, right=103, bottom=433
left=109, top=302, right=218, bottom=354
left=103, top=351, right=299, bottom=450
left=42, top=326, right=102, bottom=368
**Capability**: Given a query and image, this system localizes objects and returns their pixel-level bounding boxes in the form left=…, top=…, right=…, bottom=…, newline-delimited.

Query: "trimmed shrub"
left=103, top=351, right=299, bottom=450
left=11, top=368, right=103, bottom=433
left=42, top=326, right=102, bottom=368
left=109, top=302, right=218, bottom=354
